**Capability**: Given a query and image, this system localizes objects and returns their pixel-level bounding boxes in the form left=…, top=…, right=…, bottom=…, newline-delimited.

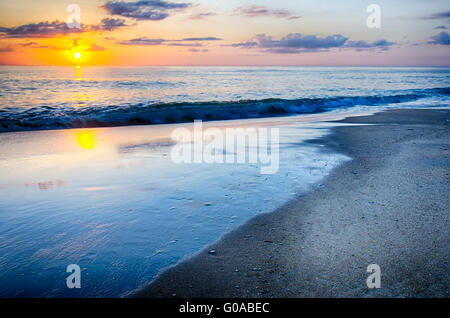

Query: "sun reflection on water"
left=74, top=65, right=83, bottom=81
left=76, top=130, right=96, bottom=150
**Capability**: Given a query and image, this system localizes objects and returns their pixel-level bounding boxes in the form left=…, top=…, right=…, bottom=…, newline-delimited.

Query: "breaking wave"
left=1, top=87, right=449, bottom=132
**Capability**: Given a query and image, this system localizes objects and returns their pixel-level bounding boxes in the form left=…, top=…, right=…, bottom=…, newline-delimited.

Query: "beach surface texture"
left=134, top=109, right=450, bottom=298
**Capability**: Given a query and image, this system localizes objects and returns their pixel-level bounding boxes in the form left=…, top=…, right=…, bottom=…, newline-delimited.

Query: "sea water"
left=0, top=66, right=449, bottom=132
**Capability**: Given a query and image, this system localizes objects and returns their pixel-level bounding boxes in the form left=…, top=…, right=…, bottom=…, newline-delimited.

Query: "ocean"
left=0, top=67, right=449, bottom=297
left=1, top=66, right=449, bottom=132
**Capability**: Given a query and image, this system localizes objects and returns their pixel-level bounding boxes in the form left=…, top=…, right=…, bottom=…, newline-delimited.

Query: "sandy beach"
left=134, top=109, right=450, bottom=298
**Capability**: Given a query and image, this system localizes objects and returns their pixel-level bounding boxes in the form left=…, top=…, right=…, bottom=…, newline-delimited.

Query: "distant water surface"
left=0, top=67, right=449, bottom=132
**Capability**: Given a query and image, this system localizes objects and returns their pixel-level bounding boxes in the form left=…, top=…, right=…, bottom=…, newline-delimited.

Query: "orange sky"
left=0, top=0, right=449, bottom=66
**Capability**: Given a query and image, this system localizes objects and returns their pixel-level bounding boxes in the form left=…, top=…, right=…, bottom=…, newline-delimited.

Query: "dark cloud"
left=96, top=18, right=129, bottom=31
left=0, top=20, right=85, bottom=38
left=435, top=25, right=448, bottom=30
left=189, top=12, right=216, bottom=20
left=232, top=33, right=395, bottom=53
left=234, top=5, right=300, bottom=20
left=119, top=37, right=165, bottom=45
left=0, top=18, right=128, bottom=38
left=345, top=39, right=395, bottom=50
left=423, top=11, right=450, bottom=20
left=102, top=0, right=191, bottom=21
left=232, top=33, right=347, bottom=53
left=180, top=37, right=221, bottom=41
left=428, top=31, right=450, bottom=45
left=231, top=41, right=258, bottom=49
left=167, top=42, right=203, bottom=47
left=119, top=36, right=221, bottom=46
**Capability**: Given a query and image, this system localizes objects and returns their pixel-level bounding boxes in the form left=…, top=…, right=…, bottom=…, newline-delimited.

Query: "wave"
left=1, top=87, right=449, bottom=132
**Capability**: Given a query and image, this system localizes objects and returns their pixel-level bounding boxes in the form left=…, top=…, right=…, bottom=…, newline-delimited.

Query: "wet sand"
left=134, top=109, right=450, bottom=298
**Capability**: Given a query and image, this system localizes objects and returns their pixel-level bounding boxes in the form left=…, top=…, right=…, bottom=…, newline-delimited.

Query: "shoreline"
left=133, top=108, right=450, bottom=298
left=0, top=107, right=350, bottom=297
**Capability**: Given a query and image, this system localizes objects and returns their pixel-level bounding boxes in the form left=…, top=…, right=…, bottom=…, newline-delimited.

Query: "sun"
left=74, top=52, right=81, bottom=59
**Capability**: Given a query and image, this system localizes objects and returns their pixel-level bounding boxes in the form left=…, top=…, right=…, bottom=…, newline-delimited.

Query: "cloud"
left=0, top=20, right=85, bottom=38
left=87, top=43, right=106, bottom=51
left=435, top=25, right=448, bottom=30
left=119, top=37, right=165, bottom=45
left=0, top=46, right=14, bottom=52
left=180, top=37, right=221, bottom=41
left=18, top=42, right=62, bottom=50
left=234, top=5, right=300, bottom=20
left=428, top=31, right=450, bottom=45
left=102, top=0, right=191, bottom=21
left=96, top=18, right=129, bottom=31
left=345, top=39, right=395, bottom=50
left=188, top=48, right=209, bottom=52
left=119, top=36, right=221, bottom=46
left=167, top=42, right=203, bottom=47
left=231, top=41, right=258, bottom=49
left=232, top=33, right=348, bottom=53
left=19, top=41, right=38, bottom=47
left=189, top=12, right=216, bottom=20
left=0, top=18, right=129, bottom=38
left=423, top=11, right=450, bottom=20
left=232, top=33, right=395, bottom=53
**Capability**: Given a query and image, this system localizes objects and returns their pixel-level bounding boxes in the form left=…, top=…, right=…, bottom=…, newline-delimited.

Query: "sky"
left=0, top=0, right=449, bottom=66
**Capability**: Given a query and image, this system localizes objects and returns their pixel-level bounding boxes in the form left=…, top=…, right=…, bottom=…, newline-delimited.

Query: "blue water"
left=0, top=67, right=449, bottom=132
left=0, top=67, right=449, bottom=297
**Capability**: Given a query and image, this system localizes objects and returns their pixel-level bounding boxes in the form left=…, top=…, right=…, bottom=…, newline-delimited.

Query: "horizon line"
left=1, top=64, right=450, bottom=68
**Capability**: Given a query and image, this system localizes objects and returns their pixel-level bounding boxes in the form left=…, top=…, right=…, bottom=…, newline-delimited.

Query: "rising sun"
left=74, top=52, right=81, bottom=59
